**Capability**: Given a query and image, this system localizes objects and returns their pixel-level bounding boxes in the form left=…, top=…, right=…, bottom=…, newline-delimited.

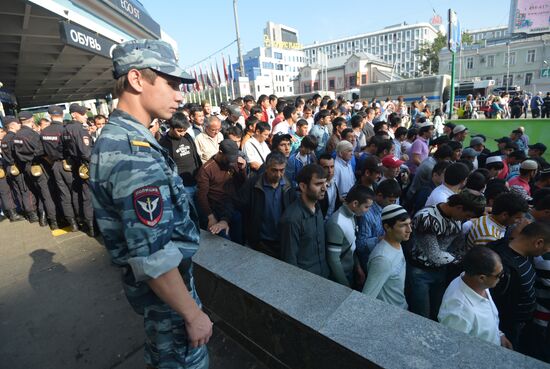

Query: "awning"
left=0, top=0, right=116, bottom=108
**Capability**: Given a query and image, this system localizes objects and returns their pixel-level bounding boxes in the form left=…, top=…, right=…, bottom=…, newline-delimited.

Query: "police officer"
left=13, top=111, right=58, bottom=229
left=41, top=105, right=78, bottom=231
left=90, top=39, right=212, bottom=369
left=62, top=103, right=94, bottom=236
left=542, top=92, right=550, bottom=119
left=0, top=128, right=23, bottom=222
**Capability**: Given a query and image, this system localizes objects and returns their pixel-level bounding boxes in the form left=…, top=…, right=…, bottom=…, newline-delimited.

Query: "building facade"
left=439, top=34, right=550, bottom=93
left=302, top=22, right=442, bottom=78
left=294, top=53, right=393, bottom=95
left=466, top=26, right=510, bottom=44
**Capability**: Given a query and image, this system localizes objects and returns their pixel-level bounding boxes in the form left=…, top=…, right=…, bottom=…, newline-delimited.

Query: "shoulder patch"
left=131, top=140, right=151, bottom=148
left=133, top=186, right=163, bottom=227
left=83, top=136, right=90, bottom=146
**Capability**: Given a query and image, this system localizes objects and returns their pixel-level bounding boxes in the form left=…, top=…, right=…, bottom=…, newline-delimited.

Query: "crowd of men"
left=457, top=91, right=550, bottom=120
left=2, top=88, right=550, bottom=362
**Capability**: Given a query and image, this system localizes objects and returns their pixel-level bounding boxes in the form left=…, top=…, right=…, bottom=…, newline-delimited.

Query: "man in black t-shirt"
left=159, top=112, right=202, bottom=200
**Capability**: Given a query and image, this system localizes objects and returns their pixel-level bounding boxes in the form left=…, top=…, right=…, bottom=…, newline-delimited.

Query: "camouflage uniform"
left=90, top=40, right=207, bottom=369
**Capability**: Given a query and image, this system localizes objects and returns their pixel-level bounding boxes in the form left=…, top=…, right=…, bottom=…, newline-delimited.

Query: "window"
left=329, top=79, right=335, bottom=89
left=466, top=57, right=474, bottom=70
left=304, top=84, right=311, bottom=93
left=504, top=52, right=516, bottom=65
left=503, top=74, right=513, bottom=86
left=313, top=82, right=319, bottom=90
left=527, top=49, right=536, bottom=63
left=361, top=74, right=367, bottom=84
left=276, top=64, right=283, bottom=70
left=487, top=55, right=495, bottom=68
left=262, top=62, right=273, bottom=69
left=525, top=73, right=533, bottom=85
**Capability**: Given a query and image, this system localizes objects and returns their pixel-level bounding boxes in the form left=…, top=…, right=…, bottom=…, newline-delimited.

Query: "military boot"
left=7, top=210, right=24, bottom=222
left=66, top=217, right=79, bottom=232
left=49, top=219, right=59, bottom=231
left=27, top=211, right=39, bottom=223
left=38, top=211, right=47, bottom=227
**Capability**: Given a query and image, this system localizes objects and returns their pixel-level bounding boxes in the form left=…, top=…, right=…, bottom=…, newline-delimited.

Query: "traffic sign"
left=542, top=68, right=550, bottom=78
left=448, top=9, right=461, bottom=53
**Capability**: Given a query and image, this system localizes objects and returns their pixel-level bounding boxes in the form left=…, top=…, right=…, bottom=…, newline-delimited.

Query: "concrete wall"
left=193, top=232, right=547, bottom=369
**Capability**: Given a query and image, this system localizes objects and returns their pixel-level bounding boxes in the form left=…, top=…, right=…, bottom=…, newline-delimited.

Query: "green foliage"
left=414, top=32, right=446, bottom=77
left=461, top=32, right=474, bottom=45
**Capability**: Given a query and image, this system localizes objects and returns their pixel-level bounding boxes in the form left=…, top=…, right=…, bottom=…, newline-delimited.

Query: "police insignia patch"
left=83, top=136, right=90, bottom=146
left=133, top=186, right=163, bottom=227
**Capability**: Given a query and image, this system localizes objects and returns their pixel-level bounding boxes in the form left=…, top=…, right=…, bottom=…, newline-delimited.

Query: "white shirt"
left=425, top=184, right=456, bottom=207
left=325, top=178, right=337, bottom=221
left=195, top=132, right=223, bottom=164
left=272, top=120, right=292, bottom=135
left=438, top=275, right=501, bottom=345
left=243, top=136, right=270, bottom=164
left=334, top=156, right=355, bottom=198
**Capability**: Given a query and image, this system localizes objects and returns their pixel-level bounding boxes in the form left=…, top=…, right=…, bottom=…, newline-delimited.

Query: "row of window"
left=448, top=49, right=537, bottom=71
left=261, top=62, right=301, bottom=72
left=471, top=29, right=508, bottom=42
left=479, top=73, right=533, bottom=86
left=257, top=85, right=292, bottom=93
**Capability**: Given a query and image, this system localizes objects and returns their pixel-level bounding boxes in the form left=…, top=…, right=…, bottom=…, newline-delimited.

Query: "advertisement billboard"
left=509, top=0, right=550, bottom=34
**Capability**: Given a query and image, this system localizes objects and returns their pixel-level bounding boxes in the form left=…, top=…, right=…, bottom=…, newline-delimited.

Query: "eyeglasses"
left=488, top=270, right=505, bottom=279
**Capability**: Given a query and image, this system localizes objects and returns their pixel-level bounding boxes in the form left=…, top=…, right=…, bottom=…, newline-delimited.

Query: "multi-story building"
left=234, top=22, right=306, bottom=97
left=466, top=26, right=510, bottom=44
left=302, top=22, right=442, bottom=78
left=294, top=52, right=392, bottom=94
left=439, top=33, right=550, bottom=93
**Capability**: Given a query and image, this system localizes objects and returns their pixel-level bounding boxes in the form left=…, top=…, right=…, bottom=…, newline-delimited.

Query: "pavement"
left=0, top=218, right=266, bottom=369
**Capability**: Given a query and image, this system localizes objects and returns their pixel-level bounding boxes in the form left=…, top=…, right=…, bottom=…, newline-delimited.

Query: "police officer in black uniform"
left=0, top=127, right=23, bottom=222
left=542, top=92, right=550, bottom=119
left=63, top=103, right=94, bottom=236
left=13, top=111, right=58, bottom=229
left=41, top=105, right=78, bottom=231
left=1, top=115, right=37, bottom=222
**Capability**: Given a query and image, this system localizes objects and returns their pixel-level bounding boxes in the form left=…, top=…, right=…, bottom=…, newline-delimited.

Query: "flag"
left=210, top=63, right=218, bottom=87
left=222, top=54, right=229, bottom=82
left=205, top=66, right=213, bottom=88
left=199, top=66, right=206, bottom=89
left=193, top=69, right=200, bottom=91
left=228, top=55, right=234, bottom=82
left=216, top=59, right=222, bottom=85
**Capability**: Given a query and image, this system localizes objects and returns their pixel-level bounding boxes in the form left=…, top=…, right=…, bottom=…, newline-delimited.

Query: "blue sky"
left=140, top=0, right=511, bottom=69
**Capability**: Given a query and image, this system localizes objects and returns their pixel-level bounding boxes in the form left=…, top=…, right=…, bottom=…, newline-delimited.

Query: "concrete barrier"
left=193, top=232, right=548, bottom=369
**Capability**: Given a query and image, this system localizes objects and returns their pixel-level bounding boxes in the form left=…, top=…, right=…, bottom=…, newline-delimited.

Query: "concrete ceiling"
left=0, top=0, right=114, bottom=108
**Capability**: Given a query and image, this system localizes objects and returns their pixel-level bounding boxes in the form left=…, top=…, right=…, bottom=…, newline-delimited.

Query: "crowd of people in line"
left=1, top=90, right=550, bottom=361
left=456, top=91, right=550, bottom=120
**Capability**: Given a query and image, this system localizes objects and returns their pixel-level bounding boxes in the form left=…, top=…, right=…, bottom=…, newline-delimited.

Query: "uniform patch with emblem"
left=83, top=136, right=90, bottom=146
left=133, top=186, right=163, bottom=227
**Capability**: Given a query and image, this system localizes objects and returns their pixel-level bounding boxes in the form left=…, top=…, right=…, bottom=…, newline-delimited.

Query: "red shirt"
left=261, top=108, right=268, bottom=123
left=508, top=175, right=531, bottom=195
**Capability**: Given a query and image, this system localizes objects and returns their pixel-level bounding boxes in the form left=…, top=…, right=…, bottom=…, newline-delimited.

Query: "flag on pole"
left=193, top=69, right=201, bottom=91
left=222, top=54, right=229, bottom=82
left=206, top=66, right=213, bottom=88
left=228, top=55, right=234, bottom=82
left=210, top=63, right=218, bottom=87
left=216, top=59, right=222, bottom=85
left=199, top=66, right=207, bottom=89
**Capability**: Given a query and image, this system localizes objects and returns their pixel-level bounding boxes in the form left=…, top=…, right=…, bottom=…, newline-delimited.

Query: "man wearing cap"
left=89, top=39, right=212, bottom=369
left=528, top=143, right=548, bottom=168
left=508, top=159, right=538, bottom=196
left=333, top=140, right=355, bottom=199
left=363, top=204, right=411, bottom=309
left=461, top=147, right=480, bottom=168
left=406, top=121, right=433, bottom=175
left=443, top=122, right=455, bottom=138
left=451, top=125, right=468, bottom=143
left=41, top=105, right=78, bottom=231
left=542, top=92, right=550, bottom=119
left=63, top=103, right=94, bottom=236
left=14, top=111, right=58, bottom=229
left=221, top=105, right=243, bottom=134
left=0, top=128, right=23, bottom=222
left=1, top=116, right=31, bottom=221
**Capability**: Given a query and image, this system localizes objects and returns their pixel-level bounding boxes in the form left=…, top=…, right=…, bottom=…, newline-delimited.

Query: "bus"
left=359, top=75, right=451, bottom=109
left=455, top=80, right=495, bottom=100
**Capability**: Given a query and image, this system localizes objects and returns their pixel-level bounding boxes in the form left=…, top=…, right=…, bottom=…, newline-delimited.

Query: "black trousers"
left=51, top=161, right=76, bottom=219
left=24, top=163, right=57, bottom=221
left=10, top=170, right=35, bottom=213
left=0, top=176, right=16, bottom=212
left=71, top=167, right=93, bottom=223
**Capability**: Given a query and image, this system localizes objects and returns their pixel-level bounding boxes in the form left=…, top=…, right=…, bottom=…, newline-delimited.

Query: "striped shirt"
left=466, top=215, right=506, bottom=249
left=534, top=254, right=550, bottom=328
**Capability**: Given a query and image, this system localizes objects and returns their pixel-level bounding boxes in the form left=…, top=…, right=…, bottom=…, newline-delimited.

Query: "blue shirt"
left=260, top=177, right=285, bottom=241
left=286, top=152, right=316, bottom=187
left=310, top=124, right=330, bottom=157
left=356, top=201, right=384, bottom=269
left=90, top=109, right=201, bottom=310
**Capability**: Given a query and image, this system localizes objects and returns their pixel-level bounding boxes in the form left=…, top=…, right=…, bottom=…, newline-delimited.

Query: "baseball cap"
left=486, top=156, right=503, bottom=165
left=381, top=155, right=404, bottom=168
left=504, top=142, right=518, bottom=150
left=456, top=189, right=487, bottom=213
left=431, top=135, right=450, bottom=146
left=354, top=102, right=363, bottom=111
left=495, top=137, right=512, bottom=144
left=528, top=143, right=547, bottom=153
left=461, top=147, right=480, bottom=158
left=417, top=121, right=434, bottom=129
left=227, top=105, right=242, bottom=118
left=18, top=111, right=34, bottom=120
left=470, top=136, right=484, bottom=146
left=520, top=160, right=538, bottom=170
left=360, top=155, right=383, bottom=173
left=3, top=115, right=18, bottom=124
left=112, top=39, right=195, bottom=83
left=381, top=204, right=408, bottom=222
left=219, top=139, right=239, bottom=163
left=453, top=125, right=467, bottom=134
left=447, top=141, right=463, bottom=151
left=69, top=103, right=87, bottom=115
left=508, top=150, right=527, bottom=160
left=443, top=122, right=456, bottom=130
left=48, top=105, right=64, bottom=116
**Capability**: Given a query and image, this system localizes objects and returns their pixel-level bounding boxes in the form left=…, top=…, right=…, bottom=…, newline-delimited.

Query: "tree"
left=461, top=32, right=474, bottom=46
left=414, top=32, right=446, bottom=77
